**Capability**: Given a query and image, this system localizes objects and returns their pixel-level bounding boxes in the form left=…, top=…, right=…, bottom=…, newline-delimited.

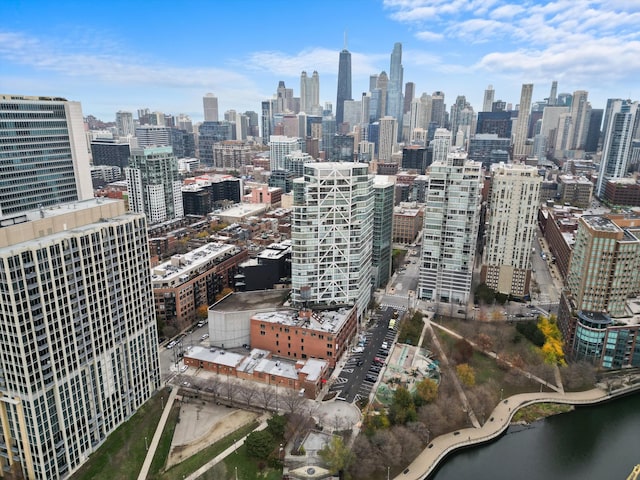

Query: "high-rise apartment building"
left=291, top=162, right=373, bottom=319
left=0, top=94, right=93, bottom=216
left=482, top=163, right=541, bottom=297
left=403, top=82, right=415, bottom=115
left=430, top=128, right=452, bottom=164
left=567, top=90, right=590, bottom=150
left=198, top=121, right=234, bottom=165
left=430, top=91, right=446, bottom=128
left=559, top=215, right=640, bottom=368
left=126, top=146, right=184, bottom=224
left=482, top=85, right=495, bottom=112
left=419, top=150, right=482, bottom=304
left=378, top=116, right=398, bottom=162
left=336, top=49, right=352, bottom=126
left=513, top=84, right=533, bottom=158
left=373, top=176, right=394, bottom=288
left=376, top=72, right=389, bottom=120
left=0, top=199, right=160, bottom=479
left=596, top=100, right=640, bottom=198
left=115, top=110, right=135, bottom=137
left=269, top=135, right=305, bottom=171
left=203, top=93, right=219, bottom=122
left=548, top=81, right=558, bottom=106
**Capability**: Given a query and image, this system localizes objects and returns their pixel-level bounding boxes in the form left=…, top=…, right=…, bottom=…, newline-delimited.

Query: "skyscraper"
left=548, top=81, right=558, bottom=106
left=376, top=72, right=389, bottom=120
left=378, top=116, right=398, bottom=161
left=386, top=43, right=404, bottom=126
left=482, top=163, right=541, bottom=297
left=403, top=82, right=415, bottom=115
left=0, top=198, right=160, bottom=479
left=567, top=90, right=590, bottom=150
left=203, top=93, right=219, bottom=122
left=115, top=110, right=135, bottom=137
left=419, top=150, right=482, bottom=305
left=596, top=100, right=640, bottom=198
left=336, top=48, right=352, bottom=126
left=300, top=70, right=320, bottom=114
left=430, top=91, right=446, bottom=128
left=513, top=84, right=534, bottom=158
left=135, top=125, right=171, bottom=147
left=291, top=162, right=373, bottom=319
left=126, top=146, right=184, bottom=224
left=0, top=94, right=93, bottom=216
left=482, top=85, right=495, bottom=112
left=430, top=128, right=452, bottom=163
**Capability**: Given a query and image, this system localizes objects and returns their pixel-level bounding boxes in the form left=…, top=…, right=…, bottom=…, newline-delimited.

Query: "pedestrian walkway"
left=426, top=322, right=481, bottom=429
left=183, top=413, right=271, bottom=480
left=431, top=321, right=563, bottom=393
left=137, top=387, right=179, bottom=480
left=395, top=386, right=623, bottom=480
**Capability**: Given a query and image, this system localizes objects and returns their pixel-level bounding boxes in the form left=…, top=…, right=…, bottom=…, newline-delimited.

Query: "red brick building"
left=249, top=307, right=357, bottom=368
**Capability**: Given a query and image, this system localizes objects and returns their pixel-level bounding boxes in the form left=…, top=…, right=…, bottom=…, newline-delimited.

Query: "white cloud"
left=490, top=4, right=526, bottom=19
left=415, top=30, right=444, bottom=41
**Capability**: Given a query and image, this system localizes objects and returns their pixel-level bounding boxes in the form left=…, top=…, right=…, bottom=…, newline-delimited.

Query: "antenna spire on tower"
left=344, top=30, right=348, bottom=50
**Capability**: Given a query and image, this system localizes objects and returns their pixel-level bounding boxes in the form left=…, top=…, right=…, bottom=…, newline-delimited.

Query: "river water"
left=432, top=393, right=640, bottom=479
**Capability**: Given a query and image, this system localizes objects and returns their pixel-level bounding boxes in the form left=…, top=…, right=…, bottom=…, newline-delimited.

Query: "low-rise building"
left=558, top=174, right=593, bottom=208
left=152, top=243, right=249, bottom=330
left=250, top=307, right=357, bottom=368
left=184, top=348, right=329, bottom=398
left=393, top=204, right=424, bottom=244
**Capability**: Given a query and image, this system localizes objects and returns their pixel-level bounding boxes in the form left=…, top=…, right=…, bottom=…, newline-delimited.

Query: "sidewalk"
left=137, top=387, right=179, bottom=480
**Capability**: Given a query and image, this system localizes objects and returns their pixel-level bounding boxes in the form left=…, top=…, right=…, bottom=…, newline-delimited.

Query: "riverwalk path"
left=394, top=382, right=640, bottom=480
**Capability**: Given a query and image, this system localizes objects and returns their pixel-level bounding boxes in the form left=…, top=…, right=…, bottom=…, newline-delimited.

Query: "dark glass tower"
left=336, top=48, right=352, bottom=126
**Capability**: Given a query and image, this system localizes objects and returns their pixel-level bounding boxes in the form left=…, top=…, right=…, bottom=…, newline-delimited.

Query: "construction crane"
left=627, top=464, right=640, bottom=480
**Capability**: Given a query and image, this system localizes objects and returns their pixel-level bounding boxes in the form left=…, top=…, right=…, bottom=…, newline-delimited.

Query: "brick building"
left=184, top=348, right=329, bottom=398
left=152, top=243, right=248, bottom=329
left=393, top=205, right=424, bottom=244
left=250, top=307, right=357, bottom=368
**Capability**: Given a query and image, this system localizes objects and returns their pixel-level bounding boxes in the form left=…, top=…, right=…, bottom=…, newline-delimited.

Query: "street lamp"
left=500, top=388, right=504, bottom=401
left=145, top=436, right=148, bottom=451
left=387, top=466, right=390, bottom=480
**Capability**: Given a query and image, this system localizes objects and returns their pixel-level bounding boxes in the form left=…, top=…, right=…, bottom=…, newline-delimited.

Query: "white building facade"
left=291, top=162, right=373, bottom=319
left=419, top=150, right=482, bottom=305
left=0, top=199, right=160, bottom=479
left=482, top=163, right=541, bottom=297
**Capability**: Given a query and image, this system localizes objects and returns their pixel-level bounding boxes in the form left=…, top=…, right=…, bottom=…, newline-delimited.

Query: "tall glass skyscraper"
left=336, top=49, right=352, bottom=126
left=386, top=42, right=404, bottom=128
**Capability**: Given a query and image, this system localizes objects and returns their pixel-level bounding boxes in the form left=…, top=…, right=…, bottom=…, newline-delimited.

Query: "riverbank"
left=394, top=379, right=640, bottom=480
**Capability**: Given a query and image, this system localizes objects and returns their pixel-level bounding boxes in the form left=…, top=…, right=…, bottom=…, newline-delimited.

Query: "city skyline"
left=2, top=0, right=640, bottom=121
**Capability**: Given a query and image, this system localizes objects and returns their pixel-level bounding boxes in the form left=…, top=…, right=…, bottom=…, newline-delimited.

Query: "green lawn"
left=219, top=444, right=282, bottom=480
left=71, top=387, right=171, bottom=480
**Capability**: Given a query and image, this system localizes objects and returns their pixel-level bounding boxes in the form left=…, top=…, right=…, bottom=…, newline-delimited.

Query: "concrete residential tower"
left=482, top=163, right=541, bottom=297
left=203, top=93, right=219, bottom=122
left=419, top=150, right=482, bottom=305
left=291, top=162, right=373, bottom=319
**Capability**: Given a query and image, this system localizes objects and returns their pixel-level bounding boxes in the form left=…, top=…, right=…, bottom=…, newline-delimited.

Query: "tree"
left=414, top=378, right=438, bottom=406
left=318, top=435, right=354, bottom=477
left=281, top=387, right=306, bottom=415
left=267, top=414, right=287, bottom=439
left=258, top=387, right=275, bottom=411
left=245, top=430, right=274, bottom=460
left=196, top=304, right=209, bottom=320
left=475, top=333, right=493, bottom=351
left=452, top=339, right=474, bottom=365
left=538, top=316, right=566, bottom=365
left=456, top=363, right=476, bottom=387
left=238, top=384, right=258, bottom=408
left=389, top=386, right=417, bottom=425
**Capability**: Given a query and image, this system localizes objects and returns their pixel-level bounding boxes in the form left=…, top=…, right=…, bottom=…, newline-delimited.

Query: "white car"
left=166, top=341, right=177, bottom=349
left=180, top=365, right=188, bottom=372
left=382, top=341, right=389, bottom=350
left=201, top=333, right=209, bottom=341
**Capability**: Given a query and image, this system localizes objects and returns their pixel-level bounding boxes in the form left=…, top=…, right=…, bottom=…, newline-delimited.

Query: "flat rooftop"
left=152, top=242, right=243, bottom=287
left=210, top=290, right=289, bottom=312
left=253, top=307, right=353, bottom=334
left=582, top=215, right=620, bottom=232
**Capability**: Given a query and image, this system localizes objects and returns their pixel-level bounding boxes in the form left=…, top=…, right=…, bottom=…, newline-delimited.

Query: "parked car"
left=201, top=333, right=209, bottom=340
left=166, top=341, right=177, bottom=349
left=365, top=375, right=377, bottom=383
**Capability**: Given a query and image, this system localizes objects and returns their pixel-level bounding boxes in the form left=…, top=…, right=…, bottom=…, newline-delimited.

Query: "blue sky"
left=2, top=0, right=640, bottom=122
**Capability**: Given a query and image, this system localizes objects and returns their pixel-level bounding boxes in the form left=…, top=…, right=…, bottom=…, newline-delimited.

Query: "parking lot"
left=329, top=306, right=401, bottom=403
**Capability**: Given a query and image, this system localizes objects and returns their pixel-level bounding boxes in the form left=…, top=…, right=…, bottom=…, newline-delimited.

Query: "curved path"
left=395, top=384, right=640, bottom=480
